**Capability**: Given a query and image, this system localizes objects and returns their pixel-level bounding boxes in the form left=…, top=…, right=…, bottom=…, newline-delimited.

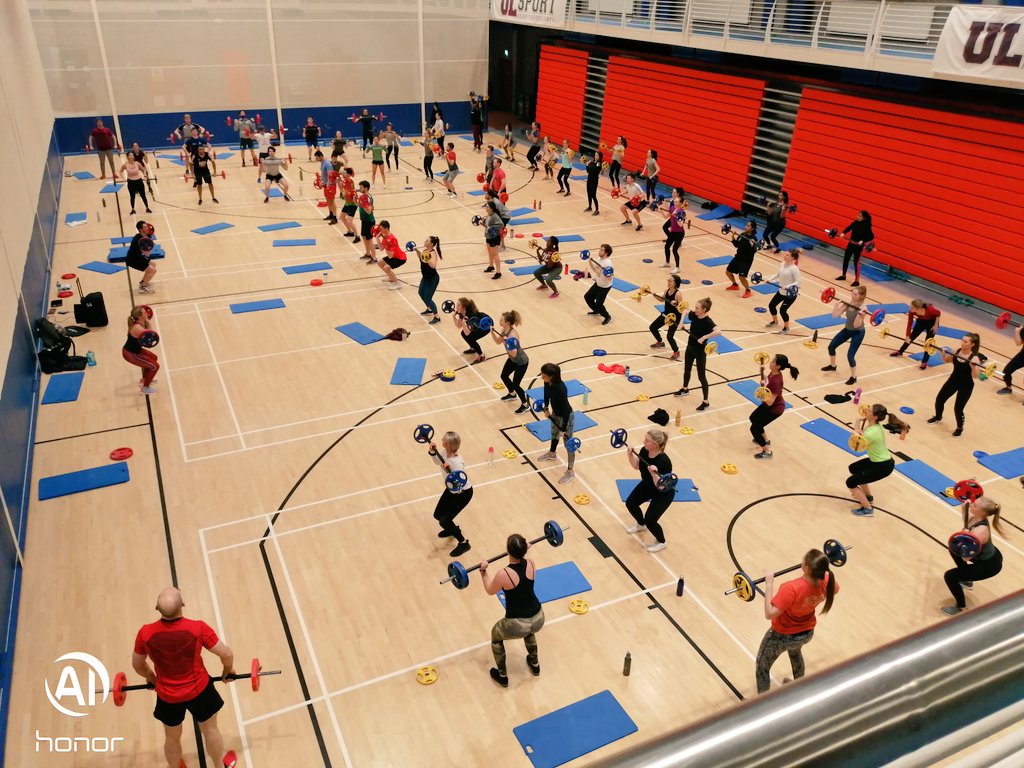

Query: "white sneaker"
left=138, top=284, right=155, bottom=294
left=387, top=282, right=401, bottom=290
left=670, top=267, right=679, bottom=274
left=626, top=524, right=647, bottom=534
left=558, top=471, right=575, bottom=484
left=646, top=542, right=667, bottom=553
left=537, top=452, right=558, bottom=462
left=659, top=263, right=670, bottom=269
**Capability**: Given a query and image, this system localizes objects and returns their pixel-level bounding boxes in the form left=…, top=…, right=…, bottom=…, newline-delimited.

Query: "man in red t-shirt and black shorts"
left=339, top=167, right=360, bottom=241
left=374, top=220, right=407, bottom=290
left=132, top=587, right=238, bottom=768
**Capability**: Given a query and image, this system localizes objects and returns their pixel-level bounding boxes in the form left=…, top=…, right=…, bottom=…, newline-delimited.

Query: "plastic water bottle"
left=488, top=446, right=494, bottom=466
left=86, top=351, right=96, bottom=366
left=622, top=652, right=631, bottom=677
left=582, top=390, right=589, bottom=406
left=625, top=366, right=631, bottom=378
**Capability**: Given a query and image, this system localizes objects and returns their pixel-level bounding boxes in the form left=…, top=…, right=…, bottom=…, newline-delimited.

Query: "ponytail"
left=430, top=235, right=442, bottom=259
left=805, top=549, right=835, bottom=614
left=775, top=354, right=800, bottom=381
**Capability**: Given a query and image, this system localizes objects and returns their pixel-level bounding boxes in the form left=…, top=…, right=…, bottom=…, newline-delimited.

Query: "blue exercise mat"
left=466, top=189, right=486, bottom=196
left=108, top=244, right=166, bottom=262
left=696, top=205, right=734, bottom=220
left=778, top=239, right=814, bottom=251
left=909, top=351, right=945, bottom=367
left=65, top=212, right=87, bottom=224
left=525, top=412, right=598, bottom=442
left=611, top=278, right=639, bottom=292
left=728, top=380, right=791, bottom=408
left=282, top=262, right=331, bottom=275
left=895, top=460, right=959, bottom=506
left=268, top=188, right=287, bottom=198
left=868, top=302, right=910, bottom=315
left=42, top=372, right=85, bottom=404
left=751, top=283, right=778, bottom=295
left=525, top=379, right=591, bottom=402
left=71, top=172, right=96, bottom=180
left=507, top=207, right=535, bottom=217
left=616, top=478, right=701, bottom=503
left=509, top=217, right=544, bottom=226
left=697, top=255, right=733, bottom=267
left=800, top=419, right=865, bottom=456
left=570, top=175, right=588, bottom=181
left=39, top=462, right=130, bottom=501
left=554, top=234, right=585, bottom=243
left=273, top=238, right=316, bottom=247
left=935, top=325, right=969, bottom=339
left=796, top=313, right=843, bottom=330
left=230, top=298, right=285, bottom=314
left=513, top=690, right=637, bottom=768
left=390, top=357, right=426, bottom=386
left=510, top=265, right=545, bottom=277
left=79, top=260, right=126, bottom=275
left=335, top=322, right=384, bottom=345
left=110, top=235, right=150, bottom=244
left=192, top=222, right=234, bottom=235
left=216, top=152, right=235, bottom=160
left=399, top=140, right=414, bottom=146
left=977, top=447, right=1024, bottom=479
left=258, top=221, right=301, bottom=232
left=497, top=561, right=591, bottom=607
left=710, top=335, right=743, bottom=354
left=99, top=183, right=124, bottom=194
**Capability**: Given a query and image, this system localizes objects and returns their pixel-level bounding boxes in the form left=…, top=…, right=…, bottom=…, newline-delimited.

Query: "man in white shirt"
left=618, top=174, right=648, bottom=231
left=584, top=244, right=614, bottom=325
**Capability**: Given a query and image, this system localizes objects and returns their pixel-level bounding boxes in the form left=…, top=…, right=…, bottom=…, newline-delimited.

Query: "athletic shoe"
left=765, top=320, right=778, bottom=327
left=846, top=377, right=857, bottom=385
left=920, top=362, right=928, bottom=370
left=537, top=452, right=558, bottom=462
left=821, top=365, right=836, bottom=372
left=428, top=317, right=440, bottom=325
left=626, top=524, right=647, bottom=534
left=145, top=208, right=152, bottom=213
left=850, top=281, right=860, bottom=288
left=889, top=351, right=903, bottom=357
left=484, top=265, right=495, bottom=273
left=621, top=220, right=631, bottom=225
left=726, top=284, right=740, bottom=291
left=527, top=657, right=541, bottom=676
left=500, top=393, right=517, bottom=401
left=650, top=342, right=666, bottom=348
left=514, top=403, right=530, bottom=414
left=961, top=581, right=974, bottom=590
left=420, top=309, right=434, bottom=315
left=489, top=668, right=509, bottom=688
left=138, top=284, right=155, bottom=294
left=450, top=540, right=471, bottom=557
left=601, top=316, right=612, bottom=325
left=264, top=196, right=269, bottom=203
left=471, top=355, right=486, bottom=365
left=646, top=542, right=668, bottom=553
left=996, top=387, right=1012, bottom=395
left=587, top=311, right=600, bottom=316
left=851, top=507, right=874, bottom=517
left=549, top=292, right=559, bottom=298
left=437, top=530, right=453, bottom=538
left=492, top=273, right=502, bottom=280
left=940, top=606, right=962, bottom=617
left=328, top=218, right=337, bottom=225
left=669, top=351, right=679, bottom=360
left=696, top=402, right=709, bottom=411
left=674, top=388, right=689, bottom=397
left=742, top=289, right=751, bottom=298
left=558, top=471, right=575, bottom=484
left=130, top=209, right=136, bottom=215
left=535, top=284, right=548, bottom=290
left=835, top=275, right=846, bottom=281
left=198, top=200, right=203, bottom=206
left=212, top=198, right=219, bottom=204
left=592, top=210, right=600, bottom=216
left=635, top=225, right=643, bottom=231
left=463, top=349, right=477, bottom=354
left=777, top=328, right=789, bottom=334
left=952, top=428, right=963, bottom=437
left=387, top=282, right=401, bottom=290
left=659, top=263, right=670, bottom=269
left=584, top=207, right=592, bottom=212
left=927, top=416, right=941, bottom=423
left=754, top=450, right=773, bottom=459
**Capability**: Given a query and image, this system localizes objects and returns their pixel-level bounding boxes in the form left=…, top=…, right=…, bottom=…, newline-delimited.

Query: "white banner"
left=491, top=0, right=567, bottom=28
left=933, top=6, right=1024, bottom=87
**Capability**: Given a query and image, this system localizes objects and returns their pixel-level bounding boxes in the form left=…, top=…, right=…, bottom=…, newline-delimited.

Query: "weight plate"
left=415, top=666, right=439, bottom=685
left=569, top=599, right=589, bottom=615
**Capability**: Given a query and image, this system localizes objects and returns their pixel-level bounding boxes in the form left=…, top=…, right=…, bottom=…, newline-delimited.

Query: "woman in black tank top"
left=928, top=333, right=982, bottom=437
left=942, top=497, right=1004, bottom=616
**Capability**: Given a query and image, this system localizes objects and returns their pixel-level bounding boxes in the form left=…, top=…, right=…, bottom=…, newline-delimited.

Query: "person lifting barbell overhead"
left=749, top=353, right=800, bottom=460
left=191, top=145, right=220, bottom=206
left=479, top=201, right=505, bottom=279
left=620, top=428, right=675, bottom=553
left=618, top=174, right=648, bottom=231
left=608, top=136, right=627, bottom=189
left=928, top=333, right=985, bottom=437
left=490, top=310, right=531, bottom=414
left=755, top=549, right=839, bottom=694
left=480, top=533, right=545, bottom=688
left=762, top=191, right=789, bottom=253
left=127, top=220, right=158, bottom=294
left=833, top=210, right=874, bottom=287
left=583, top=244, right=615, bottom=325
left=131, top=587, right=238, bottom=768
left=657, top=187, right=688, bottom=273
left=649, top=275, right=685, bottom=360
left=583, top=150, right=603, bottom=215
left=355, top=108, right=381, bottom=154
left=452, top=297, right=492, bottom=364
left=426, top=430, right=474, bottom=558
left=123, top=305, right=160, bottom=395
left=536, top=362, right=578, bottom=484
left=531, top=235, right=561, bottom=297
left=260, top=145, right=292, bottom=203
left=641, top=149, right=661, bottom=202
left=822, top=285, right=870, bottom=386
left=253, top=124, right=273, bottom=182
left=725, top=220, right=759, bottom=298
left=174, top=114, right=208, bottom=145
left=413, top=236, right=443, bottom=324
left=890, top=298, right=942, bottom=369
left=762, top=248, right=803, bottom=333
left=847, top=404, right=904, bottom=517
left=995, top=313, right=1024, bottom=400
left=942, top=495, right=1005, bottom=616
left=674, top=297, right=720, bottom=410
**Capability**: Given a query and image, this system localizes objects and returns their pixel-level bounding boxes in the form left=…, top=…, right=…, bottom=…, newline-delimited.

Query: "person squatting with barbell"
left=943, top=492, right=1004, bottom=616
left=537, top=362, right=580, bottom=485
left=123, top=305, right=160, bottom=396
left=531, top=235, right=561, bottom=297
left=127, top=220, right=158, bottom=294
left=649, top=275, right=685, bottom=360
left=928, top=333, right=985, bottom=437
left=616, top=428, right=676, bottom=553
left=724, top=221, right=759, bottom=298
left=446, top=297, right=492, bottom=365
left=758, top=248, right=803, bottom=334
left=821, top=285, right=871, bottom=386
left=832, top=210, right=875, bottom=287
left=425, top=428, right=474, bottom=558
left=846, top=403, right=908, bottom=517
left=488, top=310, right=531, bottom=415
left=748, top=352, right=800, bottom=460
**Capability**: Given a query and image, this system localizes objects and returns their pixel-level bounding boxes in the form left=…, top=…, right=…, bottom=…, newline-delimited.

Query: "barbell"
left=756, top=195, right=798, bottom=214
left=750, top=272, right=799, bottom=298
left=877, top=328, right=999, bottom=377
left=439, top=301, right=494, bottom=331
left=825, top=228, right=876, bottom=253
left=949, top=531, right=982, bottom=559
left=439, top=521, right=568, bottom=589
left=101, top=658, right=280, bottom=706
left=608, top=429, right=678, bottom=492
left=995, top=311, right=1020, bottom=331
left=726, top=539, right=852, bottom=602
left=820, top=287, right=886, bottom=326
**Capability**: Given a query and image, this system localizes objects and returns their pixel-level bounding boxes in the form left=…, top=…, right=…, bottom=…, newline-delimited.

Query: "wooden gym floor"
left=7, top=131, right=1024, bottom=767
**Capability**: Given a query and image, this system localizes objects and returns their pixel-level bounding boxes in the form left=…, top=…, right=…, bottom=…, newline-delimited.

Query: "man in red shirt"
left=132, top=587, right=238, bottom=768
left=374, top=219, right=407, bottom=290
left=489, top=158, right=506, bottom=197
left=88, top=118, right=120, bottom=180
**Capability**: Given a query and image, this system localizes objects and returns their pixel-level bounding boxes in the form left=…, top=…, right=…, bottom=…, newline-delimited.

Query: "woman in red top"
left=756, top=549, right=839, bottom=693
left=374, top=220, right=407, bottom=290
left=749, top=354, right=799, bottom=459
left=891, top=299, right=941, bottom=369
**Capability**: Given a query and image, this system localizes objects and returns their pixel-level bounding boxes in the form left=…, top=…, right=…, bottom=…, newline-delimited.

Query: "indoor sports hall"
left=1, top=1, right=1023, bottom=767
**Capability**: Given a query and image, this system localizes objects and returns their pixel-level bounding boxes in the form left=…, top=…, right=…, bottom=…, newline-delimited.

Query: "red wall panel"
left=600, top=56, right=765, bottom=209
left=783, top=88, right=1024, bottom=315
left=535, top=45, right=588, bottom=148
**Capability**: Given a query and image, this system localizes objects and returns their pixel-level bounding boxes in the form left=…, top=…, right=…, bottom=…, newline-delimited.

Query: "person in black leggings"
left=764, top=249, right=802, bottom=334
left=583, top=151, right=602, bottom=215
left=659, top=187, right=687, bottom=273
left=422, top=129, right=436, bottom=181
left=749, top=354, right=799, bottom=459
left=650, top=275, right=684, bottom=360
left=836, top=210, right=874, bottom=288
left=537, top=362, right=577, bottom=485
left=643, top=149, right=660, bottom=202
left=428, top=430, right=473, bottom=557
left=997, top=323, right=1023, bottom=400
left=413, top=236, right=442, bottom=325
left=891, top=299, right=941, bottom=369
left=941, top=496, right=1004, bottom=616
left=525, top=122, right=542, bottom=170
left=929, top=333, right=982, bottom=437
left=623, top=429, right=674, bottom=553
left=490, top=310, right=530, bottom=415
left=453, top=297, right=491, bottom=365
left=762, top=191, right=788, bottom=252
left=555, top=140, right=572, bottom=195
left=674, top=297, right=719, bottom=410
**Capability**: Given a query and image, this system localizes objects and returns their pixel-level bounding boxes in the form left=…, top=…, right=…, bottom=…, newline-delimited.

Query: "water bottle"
left=488, top=446, right=494, bottom=466
left=582, top=390, right=589, bottom=406
left=86, top=351, right=96, bottom=366
left=622, top=652, right=631, bottom=677
left=675, top=410, right=681, bottom=426
left=625, top=366, right=631, bottom=378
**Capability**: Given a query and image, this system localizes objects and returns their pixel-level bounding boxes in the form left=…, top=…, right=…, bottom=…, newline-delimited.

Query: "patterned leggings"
left=755, top=628, right=814, bottom=693
left=491, top=609, right=545, bottom=675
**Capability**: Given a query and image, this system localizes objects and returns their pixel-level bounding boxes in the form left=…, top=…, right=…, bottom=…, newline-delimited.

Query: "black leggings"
left=944, top=549, right=1002, bottom=608
left=586, top=183, right=599, bottom=211
left=663, top=228, right=684, bottom=268
left=361, top=130, right=373, bottom=151
left=645, top=176, right=658, bottom=200
left=462, top=327, right=489, bottom=355
left=526, top=145, right=541, bottom=168
left=683, top=345, right=709, bottom=400
left=385, top=145, right=399, bottom=169
left=423, top=155, right=434, bottom=180
left=846, top=457, right=895, bottom=489
left=624, top=483, right=673, bottom=543
left=934, top=376, right=974, bottom=430
left=768, top=292, right=797, bottom=323
left=1001, top=347, right=1024, bottom=389
left=608, top=160, right=621, bottom=189
left=896, top=318, right=937, bottom=363
left=500, top=359, right=528, bottom=403
left=841, top=242, right=865, bottom=280
left=763, top=221, right=785, bottom=249
left=650, top=316, right=680, bottom=353
left=749, top=404, right=783, bottom=447
left=433, top=487, right=473, bottom=543
left=127, top=179, right=149, bottom=211
left=557, top=167, right=571, bottom=192
left=584, top=284, right=611, bottom=320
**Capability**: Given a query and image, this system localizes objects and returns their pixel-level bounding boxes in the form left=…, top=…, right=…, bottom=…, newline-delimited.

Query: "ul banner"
left=933, top=6, right=1024, bottom=86
left=491, top=0, right=567, bottom=27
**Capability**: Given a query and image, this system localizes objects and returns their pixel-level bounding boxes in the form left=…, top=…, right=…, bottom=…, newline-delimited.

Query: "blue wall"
left=55, top=100, right=479, bottom=153
left=0, top=123, right=61, bottom=767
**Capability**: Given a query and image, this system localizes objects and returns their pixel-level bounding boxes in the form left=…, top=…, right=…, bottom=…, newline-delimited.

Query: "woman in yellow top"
left=846, top=404, right=896, bottom=517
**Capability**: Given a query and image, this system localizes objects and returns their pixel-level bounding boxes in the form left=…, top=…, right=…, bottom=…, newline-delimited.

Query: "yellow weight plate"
left=732, top=572, right=755, bottom=602
left=753, top=351, right=770, bottom=365
left=803, top=340, right=818, bottom=350
left=635, top=393, right=650, bottom=402
left=705, top=341, right=718, bottom=355
left=721, top=463, right=738, bottom=475
left=569, top=599, right=589, bottom=615
left=502, top=449, right=519, bottom=459
left=859, top=403, right=871, bottom=417
left=573, top=493, right=591, bottom=505
left=877, top=326, right=890, bottom=339
left=754, top=386, right=771, bottom=402
left=849, top=434, right=868, bottom=452
left=415, top=666, right=439, bottom=685
left=679, top=425, right=695, bottom=435
left=492, top=382, right=505, bottom=390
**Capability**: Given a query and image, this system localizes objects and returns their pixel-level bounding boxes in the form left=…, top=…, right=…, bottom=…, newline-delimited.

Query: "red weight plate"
left=821, top=287, right=835, bottom=303
left=61, top=273, right=76, bottom=280
left=109, top=447, right=134, bottom=461
left=251, top=658, right=260, bottom=692
left=532, top=232, right=544, bottom=238
left=57, top=290, right=73, bottom=298
left=996, top=311, right=1012, bottom=330
left=317, top=201, right=328, bottom=207
left=514, top=234, right=524, bottom=238
left=310, top=279, right=323, bottom=287
left=112, top=671, right=127, bottom=707
left=139, top=304, right=154, bottom=318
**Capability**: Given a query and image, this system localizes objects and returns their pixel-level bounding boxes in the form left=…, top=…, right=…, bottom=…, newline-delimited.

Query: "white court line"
left=241, top=578, right=681, bottom=728
left=193, top=303, right=246, bottom=449
left=149, top=319, right=191, bottom=464
left=160, top=208, right=188, bottom=278
left=198, top=527, right=253, bottom=765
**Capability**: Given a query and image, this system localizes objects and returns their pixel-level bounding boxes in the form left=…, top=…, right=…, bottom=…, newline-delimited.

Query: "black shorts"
left=305, top=137, right=319, bottom=147
left=383, top=256, right=406, bottom=269
left=727, top=256, right=753, bottom=277
left=625, top=200, right=648, bottom=211
left=372, top=160, right=384, bottom=166
left=360, top=219, right=375, bottom=239
left=486, top=237, right=500, bottom=248
left=125, top=256, right=151, bottom=273
left=846, top=457, right=895, bottom=489
left=153, top=677, right=224, bottom=727
left=265, top=173, right=283, bottom=183
left=194, top=171, right=212, bottom=186
left=240, top=138, right=255, bottom=149
left=341, top=203, right=357, bottom=216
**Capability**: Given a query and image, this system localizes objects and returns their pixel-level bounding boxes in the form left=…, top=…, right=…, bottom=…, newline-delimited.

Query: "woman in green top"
left=370, top=135, right=386, bottom=187
left=846, top=404, right=898, bottom=517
